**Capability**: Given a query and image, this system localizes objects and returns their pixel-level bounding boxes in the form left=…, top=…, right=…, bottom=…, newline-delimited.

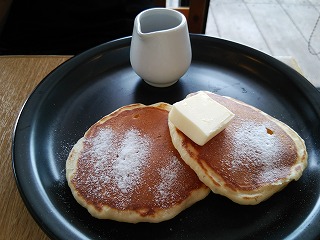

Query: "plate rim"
left=12, top=34, right=320, bottom=240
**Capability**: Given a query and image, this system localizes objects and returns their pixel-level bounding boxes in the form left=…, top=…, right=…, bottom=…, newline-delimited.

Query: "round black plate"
left=13, top=35, right=320, bottom=240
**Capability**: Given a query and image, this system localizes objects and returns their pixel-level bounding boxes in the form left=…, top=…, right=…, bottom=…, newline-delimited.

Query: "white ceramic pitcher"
left=130, top=8, right=192, bottom=87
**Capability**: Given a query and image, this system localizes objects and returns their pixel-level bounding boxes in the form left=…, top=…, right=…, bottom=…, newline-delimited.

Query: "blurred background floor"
left=204, top=0, right=320, bottom=88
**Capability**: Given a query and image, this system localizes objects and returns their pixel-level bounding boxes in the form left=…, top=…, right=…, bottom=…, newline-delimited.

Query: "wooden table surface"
left=0, top=55, right=317, bottom=240
left=0, top=55, right=71, bottom=240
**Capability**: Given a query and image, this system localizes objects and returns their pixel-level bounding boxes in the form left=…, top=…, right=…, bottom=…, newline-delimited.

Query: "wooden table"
left=0, top=55, right=317, bottom=240
left=0, top=56, right=70, bottom=240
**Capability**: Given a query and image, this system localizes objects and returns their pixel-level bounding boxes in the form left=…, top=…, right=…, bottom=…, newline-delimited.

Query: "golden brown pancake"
left=66, top=103, right=210, bottom=223
left=168, top=91, right=308, bottom=205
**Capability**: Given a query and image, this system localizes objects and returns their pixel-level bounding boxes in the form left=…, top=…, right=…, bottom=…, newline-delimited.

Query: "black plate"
left=13, top=35, right=320, bottom=240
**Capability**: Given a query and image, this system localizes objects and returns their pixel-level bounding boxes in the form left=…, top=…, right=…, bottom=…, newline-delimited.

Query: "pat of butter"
left=169, top=92, right=235, bottom=146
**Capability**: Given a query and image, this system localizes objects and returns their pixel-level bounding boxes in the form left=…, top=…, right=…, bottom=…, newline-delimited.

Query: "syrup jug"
left=130, top=8, right=192, bottom=87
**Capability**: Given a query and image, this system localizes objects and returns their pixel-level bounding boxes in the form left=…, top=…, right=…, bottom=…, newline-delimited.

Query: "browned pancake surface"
left=169, top=92, right=307, bottom=204
left=67, top=103, right=209, bottom=222
left=192, top=94, right=297, bottom=191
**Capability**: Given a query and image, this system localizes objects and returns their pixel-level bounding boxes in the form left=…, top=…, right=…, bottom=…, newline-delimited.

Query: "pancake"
left=168, top=91, right=308, bottom=205
left=66, top=103, right=210, bottom=223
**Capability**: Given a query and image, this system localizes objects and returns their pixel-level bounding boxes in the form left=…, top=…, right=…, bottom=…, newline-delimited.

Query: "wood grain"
left=0, top=56, right=70, bottom=240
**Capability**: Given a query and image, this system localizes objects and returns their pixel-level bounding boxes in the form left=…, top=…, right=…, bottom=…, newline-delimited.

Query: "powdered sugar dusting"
left=75, top=126, right=151, bottom=209
left=226, top=120, right=285, bottom=184
left=155, top=156, right=184, bottom=205
left=89, top=127, right=115, bottom=160
left=112, top=129, right=150, bottom=194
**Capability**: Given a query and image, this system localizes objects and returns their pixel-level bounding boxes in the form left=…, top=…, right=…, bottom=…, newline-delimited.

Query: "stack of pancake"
left=66, top=91, right=308, bottom=223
